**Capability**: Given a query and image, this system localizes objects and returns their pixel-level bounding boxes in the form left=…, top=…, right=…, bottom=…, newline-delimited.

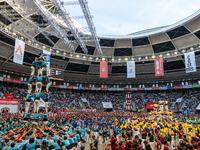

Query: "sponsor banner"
left=192, top=84, right=200, bottom=88
left=85, top=87, right=92, bottom=90
left=102, top=102, right=113, bottom=108
left=137, top=88, right=145, bottom=91
left=0, top=99, right=18, bottom=105
left=11, top=79, right=21, bottom=84
left=176, top=98, right=183, bottom=103
left=145, top=88, right=152, bottom=91
left=43, top=50, right=51, bottom=72
left=100, top=61, right=108, bottom=78
left=167, top=86, right=175, bottom=90
left=73, top=86, right=78, bottom=89
left=13, top=38, right=25, bottom=65
left=91, top=87, right=101, bottom=90
left=0, top=77, right=3, bottom=81
left=78, top=87, right=85, bottom=90
left=101, top=88, right=108, bottom=91
left=185, top=51, right=196, bottom=73
left=160, top=87, right=167, bottom=90
left=109, top=88, right=117, bottom=91
left=52, top=85, right=60, bottom=88
left=184, top=85, right=192, bottom=89
left=154, top=58, right=164, bottom=76
left=0, top=104, right=18, bottom=113
left=21, top=81, right=28, bottom=85
left=127, top=61, right=136, bottom=78
left=118, top=88, right=124, bottom=91
left=67, top=86, right=73, bottom=89
left=124, top=88, right=131, bottom=91
left=131, top=88, right=137, bottom=91
left=60, top=85, right=66, bottom=89
left=152, top=87, right=160, bottom=90
left=175, top=86, right=183, bottom=89
left=3, top=78, right=11, bottom=82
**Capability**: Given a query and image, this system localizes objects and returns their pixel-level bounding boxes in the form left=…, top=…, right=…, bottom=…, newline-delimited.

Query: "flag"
left=184, top=51, right=196, bottom=73
left=154, top=58, right=164, bottom=76
left=39, top=98, right=46, bottom=107
left=127, top=61, right=135, bottom=78
left=100, top=61, right=108, bottom=78
left=13, top=38, right=25, bottom=65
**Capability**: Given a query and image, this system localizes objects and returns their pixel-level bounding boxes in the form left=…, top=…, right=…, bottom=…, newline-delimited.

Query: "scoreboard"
left=48, top=67, right=64, bottom=81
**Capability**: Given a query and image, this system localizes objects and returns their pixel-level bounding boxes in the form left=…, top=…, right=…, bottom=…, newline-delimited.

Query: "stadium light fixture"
left=56, top=50, right=59, bottom=54
left=174, top=51, right=178, bottom=55
left=118, top=58, right=121, bottom=61
left=151, top=55, right=156, bottom=59
left=89, top=56, right=92, bottom=60
left=70, top=53, right=73, bottom=57
left=124, top=58, right=128, bottom=61
left=43, top=46, right=46, bottom=49
left=76, top=55, right=80, bottom=58
left=83, top=56, right=86, bottom=59
left=138, top=57, right=141, bottom=61
left=102, top=57, right=106, bottom=61
left=111, top=58, right=115, bottom=62
left=50, top=49, right=52, bottom=52
left=131, top=58, right=134, bottom=61
left=145, top=56, right=148, bottom=60
left=159, top=54, right=163, bottom=58
left=190, top=47, right=194, bottom=51
left=182, top=50, right=186, bottom=53
left=166, top=53, right=170, bottom=56
left=12, top=32, right=16, bottom=36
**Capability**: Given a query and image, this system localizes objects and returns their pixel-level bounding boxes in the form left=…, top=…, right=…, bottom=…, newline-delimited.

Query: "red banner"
left=152, top=87, right=160, bottom=90
left=52, top=85, right=60, bottom=88
left=67, top=86, right=73, bottom=89
left=85, top=87, right=92, bottom=90
left=100, top=61, right=108, bottom=78
left=175, top=86, right=183, bottom=89
left=11, top=79, right=21, bottom=84
left=154, top=58, right=164, bottom=76
left=101, top=88, right=108, bottom=91
left=3, top=78, right=11, bottom=82
left=0, top=99, right=18, bottom=105
left=124, top=88, right=131, bottom=91
left=137, top=88, right=145, bottom=91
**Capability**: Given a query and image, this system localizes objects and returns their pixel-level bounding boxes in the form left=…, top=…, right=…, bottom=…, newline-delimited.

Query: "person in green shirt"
left=149, top=130, right=154, bottom=142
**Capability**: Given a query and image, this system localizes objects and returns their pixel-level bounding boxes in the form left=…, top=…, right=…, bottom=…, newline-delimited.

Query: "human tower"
left=24, top=53, right=51, bottom=122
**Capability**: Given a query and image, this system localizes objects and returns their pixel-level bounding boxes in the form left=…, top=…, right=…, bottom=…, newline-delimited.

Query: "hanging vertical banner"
left=43, top=50, right=51, bottom=73
left=184, top=51, right=196, bottom=73
left=100, top=61, right=108, bottom=78
left=127, top=61, right=136, bottom=78
left=13, top=38, right=25, bottom=65
left=154, top=58, right=164, bottom=76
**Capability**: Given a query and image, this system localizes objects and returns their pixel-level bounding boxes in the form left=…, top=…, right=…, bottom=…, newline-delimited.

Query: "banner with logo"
left=184, top=51, right=196, bottom=73
left=127, top=61, right=135, bottom=78
left=154, top=58, right=164, bottom=76
left=13, top=38, right=25, bottom=65
left=102, top=102, right=113, bottom=108
left=39, top=98, right=46, bottom=107
left=100, top=61, right=108, bottom=78
left=43, top=50, right=51, bottom=73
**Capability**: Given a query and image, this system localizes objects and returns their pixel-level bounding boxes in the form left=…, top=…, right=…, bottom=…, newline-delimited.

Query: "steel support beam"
left=78, top=0, right=102, bottom=55
left=52, top=0, right=88, bottom=53
left=33, top=0, right=74, bottom=51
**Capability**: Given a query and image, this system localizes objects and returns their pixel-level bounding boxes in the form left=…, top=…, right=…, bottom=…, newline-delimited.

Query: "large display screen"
left=48, top=67, right=64, bottom=81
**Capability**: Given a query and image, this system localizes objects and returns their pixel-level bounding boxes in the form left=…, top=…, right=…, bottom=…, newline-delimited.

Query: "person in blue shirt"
left=43, top=92, right=49, bottom=113
left=26, top=138, right=36, bottom=150
left=33, top=92, right=44, bottom=113
left=35, top=75, right=45, bottom=93
left=25, top=93, right=33, bottom=113
left=46, top=76, right=51, bottom=92
left=28, top=75, right=36, bottom=94
left=31, top=58, right=39, bottom=76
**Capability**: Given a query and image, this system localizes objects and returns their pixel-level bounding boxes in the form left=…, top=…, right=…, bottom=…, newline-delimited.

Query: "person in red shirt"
left=178, top=128, right=184, bottom=141
left=155, top=136, right=161, bottom=150
left=163, top=141, right=169, bottom=150
left=115, top=142, right=125, bottom=150
left=110, top=135, right=117, bottom=150
left=142, top=127, right=147, bottom=139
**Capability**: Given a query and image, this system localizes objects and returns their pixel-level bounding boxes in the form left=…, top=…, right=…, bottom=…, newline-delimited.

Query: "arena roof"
left=0, top=0, right=200, bottom=84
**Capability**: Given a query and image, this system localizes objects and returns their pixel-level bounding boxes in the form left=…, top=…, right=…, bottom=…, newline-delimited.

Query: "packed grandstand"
left=0, top=0, right=200, bottom=150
